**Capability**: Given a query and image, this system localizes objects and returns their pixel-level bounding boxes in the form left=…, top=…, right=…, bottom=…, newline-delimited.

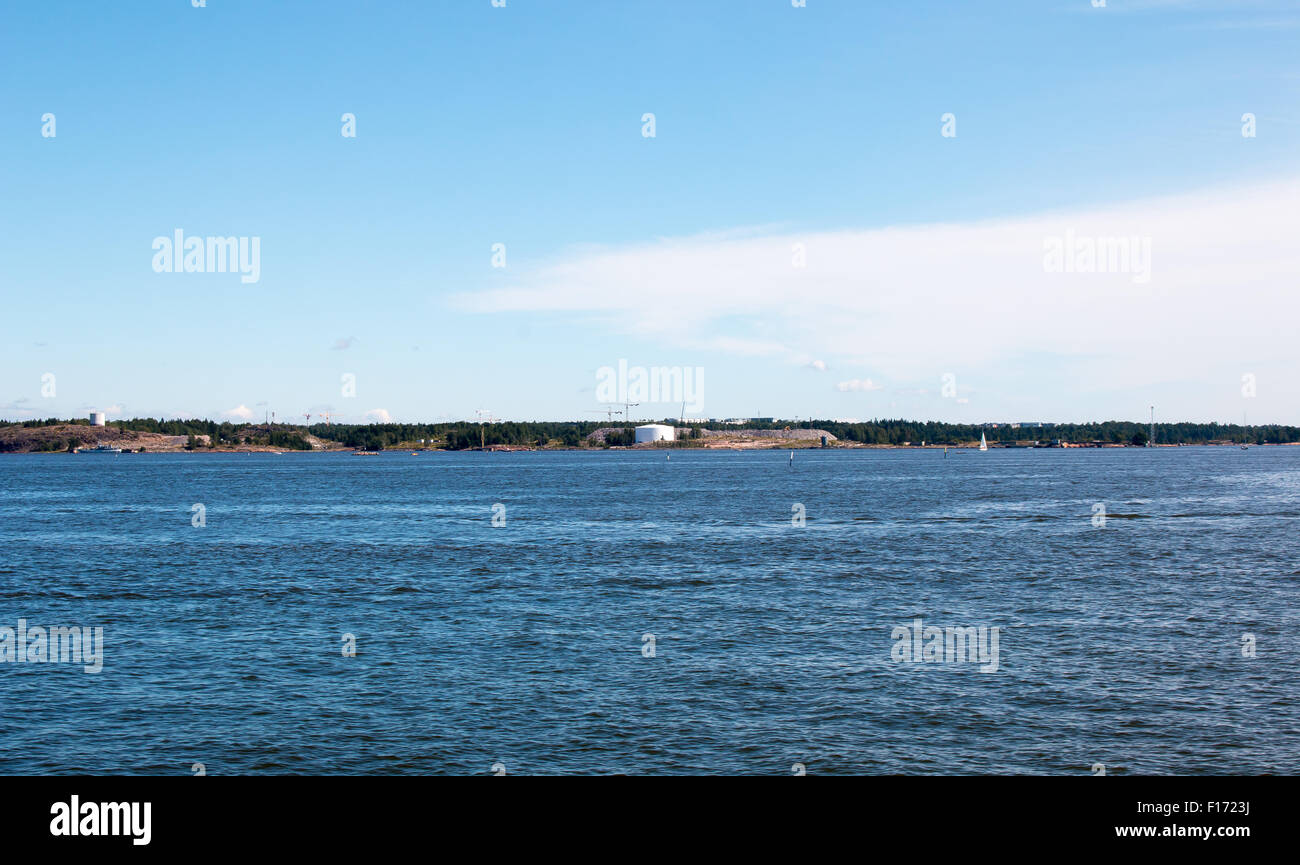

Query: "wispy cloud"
left=836, top=379, right=884, bottom=393
left=454, top=178, right=1300, bottom=415
left=0, top=398, right=34, bottom=416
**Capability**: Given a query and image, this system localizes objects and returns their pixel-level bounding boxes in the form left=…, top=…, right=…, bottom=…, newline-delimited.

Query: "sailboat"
left=978, top=432, right=988, bottom=452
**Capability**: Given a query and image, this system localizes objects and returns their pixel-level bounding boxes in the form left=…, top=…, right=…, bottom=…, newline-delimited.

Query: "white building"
left=634, top=423, right=676, bottom=444
left=89, top=412, right=106, bottom=426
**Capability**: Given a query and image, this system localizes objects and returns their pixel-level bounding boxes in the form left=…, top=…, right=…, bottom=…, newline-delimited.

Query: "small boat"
left=75, top=445, right=122, bottom=454
left=978, top=432, right=988, bottom=452
left=1240, top=445, right=1250, bottom=450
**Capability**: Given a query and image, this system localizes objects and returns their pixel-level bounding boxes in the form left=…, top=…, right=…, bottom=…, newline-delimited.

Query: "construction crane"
left=585, top=408, right=623, bottom=424
left=303, top=413, right=311, bottom=427
left=621, top=402, right=640, bottom=424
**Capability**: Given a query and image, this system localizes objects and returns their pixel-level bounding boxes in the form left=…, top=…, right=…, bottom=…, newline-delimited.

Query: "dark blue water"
left=1, top=448, right=1296, bottom=775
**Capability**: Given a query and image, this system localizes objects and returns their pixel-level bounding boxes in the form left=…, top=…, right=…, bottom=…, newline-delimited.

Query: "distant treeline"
left=307, top=418, right=1300, bottom=448
left=310, top=421, right=602, bottom=451
left=3, top=418, right=1296, bottom=449
left=712, top=419, right=1300, bottom=447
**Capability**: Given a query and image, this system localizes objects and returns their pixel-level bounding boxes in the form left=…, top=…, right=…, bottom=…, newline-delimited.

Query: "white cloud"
left=453, top=177, right=1300, bottom=421
left=365, top=408, right=392, bottom=423
left=0, top=398, right=34, bottom=418
left=836, top=379, right=884, bottom=392
left=808, top=359, right=828, bottom=371
left=222, top=404, right=254, bottom=421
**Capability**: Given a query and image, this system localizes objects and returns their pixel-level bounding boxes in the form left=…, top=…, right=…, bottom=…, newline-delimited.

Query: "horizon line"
left=4, top=416, right=1295, bottom=429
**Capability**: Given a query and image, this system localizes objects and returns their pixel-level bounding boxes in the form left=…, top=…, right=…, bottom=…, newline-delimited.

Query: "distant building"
left=984, top=421, right=1055, bottom=431
left=713, top=417, right=774, bottom=425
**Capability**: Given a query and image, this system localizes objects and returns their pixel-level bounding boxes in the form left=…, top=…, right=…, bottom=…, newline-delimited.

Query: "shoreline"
left=3, top=421, right=1290, bottom=455
left=5, top=441, right=1291, bottom=455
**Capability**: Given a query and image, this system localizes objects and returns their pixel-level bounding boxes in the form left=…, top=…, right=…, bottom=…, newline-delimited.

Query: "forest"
left=4, top=417, right=1294, bottom=450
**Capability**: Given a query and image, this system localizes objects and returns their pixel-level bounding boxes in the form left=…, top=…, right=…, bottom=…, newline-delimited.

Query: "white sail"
left=979, top=432, right=988, bottom=452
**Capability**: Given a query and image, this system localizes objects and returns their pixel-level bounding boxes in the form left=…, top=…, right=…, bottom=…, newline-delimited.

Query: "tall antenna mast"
left=476, top=409, right=494, bottom=449
left=1149, top=405, right=1155, bottom=447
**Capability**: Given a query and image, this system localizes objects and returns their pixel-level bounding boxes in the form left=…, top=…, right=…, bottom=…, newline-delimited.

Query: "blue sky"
left=2, top=0, right=1298, bottom=425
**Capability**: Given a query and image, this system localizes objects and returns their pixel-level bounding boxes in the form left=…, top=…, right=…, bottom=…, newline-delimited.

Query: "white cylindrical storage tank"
left=89, top=411, right=107, bottom=426
left=635, top=423, right=676, bottom=444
